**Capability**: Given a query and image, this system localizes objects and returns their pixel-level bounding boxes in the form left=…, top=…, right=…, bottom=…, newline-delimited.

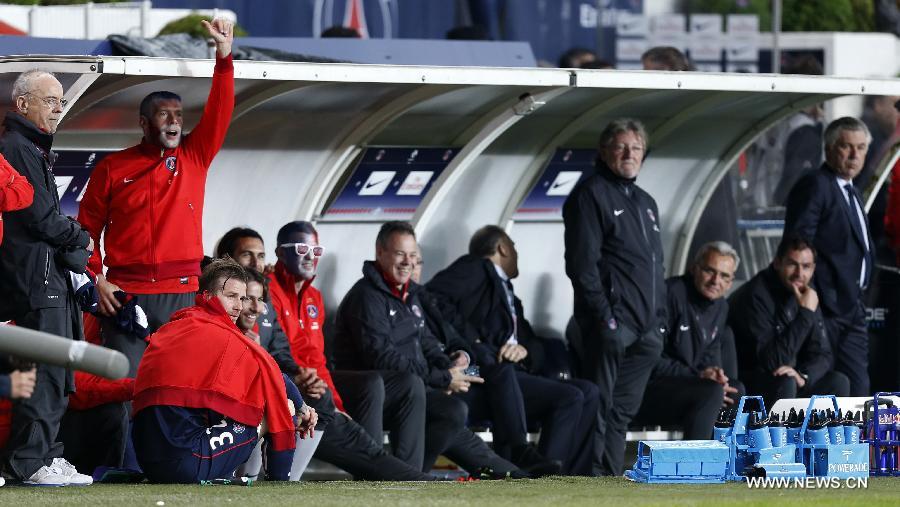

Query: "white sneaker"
left=51, top=458, right=93, bottom=486
left=24, top=465, right=69, bottom=486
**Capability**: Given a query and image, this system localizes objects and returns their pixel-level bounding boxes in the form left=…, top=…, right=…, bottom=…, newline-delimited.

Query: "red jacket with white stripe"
left=78, top=55, right=234, bottom=295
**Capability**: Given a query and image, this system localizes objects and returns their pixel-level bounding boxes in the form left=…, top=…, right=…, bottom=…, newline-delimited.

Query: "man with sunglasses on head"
left=0, top=68, right=95, bottom=485
left=267, top=220, right=432, bottom=480
left=632, top=242, right=745, bottom=441
left=77, top=18, right=235, bottom=377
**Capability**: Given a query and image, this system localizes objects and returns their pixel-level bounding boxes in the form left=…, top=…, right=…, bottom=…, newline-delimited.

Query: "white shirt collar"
left=492, top=262, right=509, bottom=282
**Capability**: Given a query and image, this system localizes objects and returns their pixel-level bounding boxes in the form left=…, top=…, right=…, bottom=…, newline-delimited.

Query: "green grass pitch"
left=0, top=477, right=896, bottom=506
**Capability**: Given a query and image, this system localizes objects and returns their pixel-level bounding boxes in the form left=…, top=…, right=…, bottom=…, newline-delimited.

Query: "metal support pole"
left=771, top=0, right=781, bottom=73
left=140, top=0, right=151, bottom=38
left=85, top=2, right=93, bottom=39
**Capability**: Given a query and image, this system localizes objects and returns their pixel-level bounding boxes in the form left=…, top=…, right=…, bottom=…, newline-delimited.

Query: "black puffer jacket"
left=0, top=112, right=90, bottom=319
left=332, top=261, right=452, bottom=389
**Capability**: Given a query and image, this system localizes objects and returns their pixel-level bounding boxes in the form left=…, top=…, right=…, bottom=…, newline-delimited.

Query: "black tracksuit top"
left=333, top=261, right=452, bottom=389
left=562, top=163, right=667, bottom=335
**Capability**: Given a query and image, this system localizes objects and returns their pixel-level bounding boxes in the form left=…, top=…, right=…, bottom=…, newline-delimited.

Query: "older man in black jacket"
left=427, top=225, right=600, bottom=475
left=728, top=235, right=849, bottom=409
left=562, top=118, right=665, bottom=476
left=633, top=242, right=744, bottom=440
left=333, top=221, right=529, bottom=478
left=0, top=70, right=94, bottom=485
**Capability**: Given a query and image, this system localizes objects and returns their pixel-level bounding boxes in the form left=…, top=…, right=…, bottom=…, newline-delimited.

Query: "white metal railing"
left=0, top=0, right=236, bottom=39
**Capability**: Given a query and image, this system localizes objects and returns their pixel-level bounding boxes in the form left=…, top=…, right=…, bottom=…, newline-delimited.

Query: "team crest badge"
left=232, top=423, right=246, bottom=434
left=165, top=156, right=177, bottom=172
left=411, top=304, right=422, bottom=318
left=306, top=304, right=319, bottom=319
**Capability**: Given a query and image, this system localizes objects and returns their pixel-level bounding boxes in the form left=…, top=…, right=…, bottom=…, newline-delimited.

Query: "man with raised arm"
left=78, top=18, right=235, bottom=376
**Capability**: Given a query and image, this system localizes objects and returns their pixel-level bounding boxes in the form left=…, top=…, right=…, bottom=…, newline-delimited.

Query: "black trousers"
left=516, top=372, right=600, bottom=475
left=423, top=389, right=519, bottom=475
left=634, top=376, right=737, bottom=440
left=823, top=300, right=870, bottom=396
left=100, top=291, right=195, bottom=378
left=457, top=362, right=528, bottom=457
left=307, top=388, right=430, bottom=480
left=578, top=321, right=663, bottom=476
left=333, top=370, right=426, bottom=471
left=58, top=403, right=129, bottom=474
left=3, top=299, right=78, bottom=480
left=746, top=370, right=851, bottom=411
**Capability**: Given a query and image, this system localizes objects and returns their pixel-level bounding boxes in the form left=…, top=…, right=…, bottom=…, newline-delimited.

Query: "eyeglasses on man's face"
left=24, top=92, right=67, bottom=109
left=699, top=265, right=734, bottom=283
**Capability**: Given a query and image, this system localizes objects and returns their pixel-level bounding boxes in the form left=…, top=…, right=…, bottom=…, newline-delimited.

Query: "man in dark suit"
left=783, top=116, right=874, bottom=396
left=426, top=225, right=600, bottom=475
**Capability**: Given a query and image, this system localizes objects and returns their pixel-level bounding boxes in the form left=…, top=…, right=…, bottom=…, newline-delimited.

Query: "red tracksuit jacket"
left=0, top=153, right=34, bottom=245
left=78, top=55, right=234, bottom=295
left=268, top=263, right=345, bottom=412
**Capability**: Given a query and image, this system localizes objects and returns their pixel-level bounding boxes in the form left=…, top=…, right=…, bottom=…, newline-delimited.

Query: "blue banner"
left=324, top=147, right=457, bottom=221
left=52, top=150, right=113, bottom=218
left=514, top=148, right=595, bottom=221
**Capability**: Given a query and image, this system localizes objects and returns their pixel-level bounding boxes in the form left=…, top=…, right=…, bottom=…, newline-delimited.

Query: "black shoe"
left=475, top=466, right=531, bottom=480
left=511, top=445, right=562, bottom=477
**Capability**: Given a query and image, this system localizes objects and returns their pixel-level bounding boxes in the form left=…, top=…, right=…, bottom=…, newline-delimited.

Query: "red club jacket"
left=78, top=54, right=234, bottom=295
left=268, top=263, right=345, bottom=412
left=133, top=294, right=296, bottom=451
left=0, top=153, right=34, bottom=245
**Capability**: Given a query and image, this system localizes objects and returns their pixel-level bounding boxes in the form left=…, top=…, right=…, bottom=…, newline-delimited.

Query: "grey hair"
left=598, top=118, right=648, bottom=151
left=692, top=241, right=741, bottom=271
left=11, top=69, right=56, bottom=103
left=823, top=116, right=871, bottom=150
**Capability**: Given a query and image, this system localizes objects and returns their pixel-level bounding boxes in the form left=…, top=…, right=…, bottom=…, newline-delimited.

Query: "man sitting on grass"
left=132, top=258, right=316, bottom=483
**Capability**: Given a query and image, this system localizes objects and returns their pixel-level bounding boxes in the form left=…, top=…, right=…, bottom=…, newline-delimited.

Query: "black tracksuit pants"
left=58, top=402, right=129, bottom=474
left=3, top=297, right=78, bottom=480
left=306, top=388, right=430, bottom=480
left=334, top=369, right=426, bottom=471
left=100, top=292, right=195, bottom=378
left=578, top=321, right=662, bottom=476
left=634, top=376, right=745, bottom=440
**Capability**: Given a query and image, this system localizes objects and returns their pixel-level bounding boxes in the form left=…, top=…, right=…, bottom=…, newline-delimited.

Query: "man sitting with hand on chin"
left=728, top=235, right=849, bottom=409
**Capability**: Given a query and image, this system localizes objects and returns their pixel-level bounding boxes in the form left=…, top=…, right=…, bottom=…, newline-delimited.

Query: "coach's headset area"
left=1, top=56, right=898, bottom=338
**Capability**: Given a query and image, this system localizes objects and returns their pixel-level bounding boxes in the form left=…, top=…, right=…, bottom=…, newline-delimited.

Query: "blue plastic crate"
left=626, top=440, right=729, bottom=484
